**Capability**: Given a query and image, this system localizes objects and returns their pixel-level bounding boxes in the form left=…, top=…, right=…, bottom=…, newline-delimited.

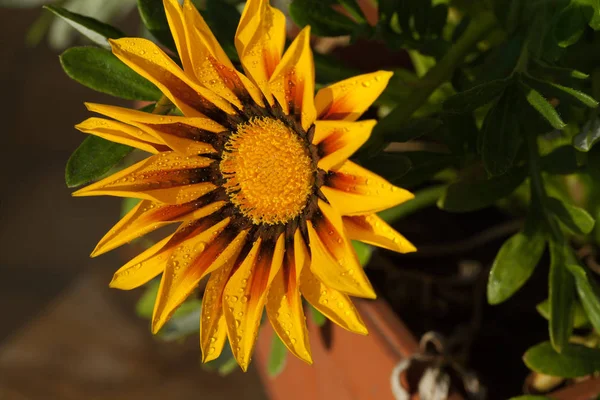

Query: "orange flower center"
left=219, top=117, right=315, bottom=225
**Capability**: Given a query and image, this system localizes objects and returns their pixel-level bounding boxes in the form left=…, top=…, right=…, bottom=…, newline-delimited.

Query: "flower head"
left=73, top=0, right=415, bottom=370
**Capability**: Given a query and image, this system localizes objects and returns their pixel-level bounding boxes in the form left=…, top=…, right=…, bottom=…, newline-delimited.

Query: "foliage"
left=10, top=0, right=600, bottom=389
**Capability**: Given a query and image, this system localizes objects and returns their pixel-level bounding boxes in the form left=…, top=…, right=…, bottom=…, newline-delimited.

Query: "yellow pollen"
left=219, top=117, right=314, bottom=225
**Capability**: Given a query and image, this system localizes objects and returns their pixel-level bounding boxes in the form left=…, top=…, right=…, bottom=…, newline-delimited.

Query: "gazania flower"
left=73, top=0, right=415, bottom=370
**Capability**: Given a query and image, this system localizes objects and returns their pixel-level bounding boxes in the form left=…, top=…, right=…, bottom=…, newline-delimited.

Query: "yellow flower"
left=73, top=0, right=416, bottom=370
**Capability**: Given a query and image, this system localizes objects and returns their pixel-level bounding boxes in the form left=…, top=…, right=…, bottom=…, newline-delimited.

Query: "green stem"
left=526, top=131, right=563, bottom=242
left=364, top=11, right=498, bottom=155
left=378, top=184, right=446, bottom=223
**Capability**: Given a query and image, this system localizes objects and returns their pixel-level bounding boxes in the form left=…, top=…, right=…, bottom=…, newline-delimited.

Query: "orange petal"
left=321, top=160, right=413, bottom=215
left=306, top=201, right=376, bottom=299
left=92, top=193, right=226, bottom=257
left=343, top=214, right=416, bottom=254
left=268, top=27, right=316, bottom=130
left=223, top=234, right=285, bottom=371
left=109, top=38, right=236, bottom=119
left=299, top=265, right=368, bottom=335
left=314, top=71, right=393, bottom=121
left=313, top=120, right=375, bottom=171
left=265, top=229, right=312, bottom=364
left=235, top=0, right=286, bottom=102
left=151, top=222, right=248, bottom=333
left=72, top=152, right=217, bottom=204
left=76, top=118, right=165, bottom=154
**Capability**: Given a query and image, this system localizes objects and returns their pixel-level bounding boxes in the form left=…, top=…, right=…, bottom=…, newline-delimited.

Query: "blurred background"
left=0, top=6, right=267, bottom=399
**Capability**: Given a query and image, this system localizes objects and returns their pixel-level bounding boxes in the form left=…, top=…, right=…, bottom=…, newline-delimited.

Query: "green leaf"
left=289, top=0, right=356, bottom=37
left=310, top=305, right=327, bottom=327
left=573, top=117, right=600, bottom=151
left=537, top=298, right=590, bottom=328
left=359, top=153, right=412, bottom=183
left=202, top=0, right=241, bottom=62
left=521, top=84, right=567, bottom=130
left=65, top=136, right=133, bottom=188
left=567, top=264, right=600, bottom=332
left=540, top=145, right=580, bottom=174
left=487, top=225, right=546, bottom=305
left=524, top=341, right=600, bottom=378
left=443, top=79, right=508, bottom=113
left=136, top=279, right=160, bottom=319
left=390, top=152, right=457, bottom=188
left=352, top=240, right=373, bottom=266
left=267, top=335, right=288, bottom=377
left=439, top=167, right=526, bottom=212
left=0, top=0, right=51, bottom=7
left=137, top=0, right=176, bottom=51
left=553, top=3, right=588, bottom=48
left=548, top=239, right=576, bottom=352
left=158, top=301, right=202, bottom=341
left=60, top=47, right=162, bottom=101
left=389, top=117, right=443, bottom=142
left=523, top=76, right=599, bottom=108
left=547, top=197, right=595, bottom=235
left=44, top=5, right=125, bottom=49
left=481, top=88, right=523, bottom=176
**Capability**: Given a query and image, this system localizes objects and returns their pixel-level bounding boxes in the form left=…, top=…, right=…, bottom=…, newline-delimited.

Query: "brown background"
left=0, top=7, right=266, bottom=399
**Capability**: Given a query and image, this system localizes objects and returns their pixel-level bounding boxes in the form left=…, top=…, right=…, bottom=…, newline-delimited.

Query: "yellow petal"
left=163, top=0, right=194, bottom=75
left=223, top=234, right=285, bottom=371
left=85, top=103, right=223, bottom=156
left=200, top=255, right=238, bottom=362
left=76, top=118, right=165, bottom=154
left=343, top=214, right=416, bottom=254
left=299, top=265, right=368, bottom=335
left=313, top=120, right=375, bottom=171
left=72, top=152, right=217, bottom=204
left=181, top=0, right=265, bottom=108
left=109, top=234, right=174, bottom=290
left=306, top=201, right=376, bottom=299
left=109, top=38, right=236, bottom=118
left=321, top=160, right=414, bottom=215
left=268, top=27, right=316, bottom=130
left=265, top=229, right=312, bottom=364
left=85, top=103, right=225, bottom=132
left=92, top=195, right=226, bottom=257
left=235, top=0, right=286, bottom=102
left=314, top=71, right=393, bottom=121
left=151, top=221, right=249, bottom=334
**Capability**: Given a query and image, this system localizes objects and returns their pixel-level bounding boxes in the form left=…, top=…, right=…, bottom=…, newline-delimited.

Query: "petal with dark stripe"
left=85, top=103, right=224, bottom=156
left=235, top=0, right=286, bottom=102
left=268, top=27, right=316, bottom=130
left=151, top=221, right=248, bottom=333
left=72, top=152, right=217, bottom=204
left=109, top=38, right=235, bottom=119
left=92, top=193, right=227, bottom=257
left=321, top=160, right=413, bottom=216
left=265, top=229, right=312, bottom=364
left=343, top=214, right=416, bottom=254
left=76, top=118, right=166, bottom=154
left=223, top=234, right=285, bottom=371
left=306, top=200, right=376, bottom=299
left=182, top=0, right=265, bottom=108
left=313, top=120, right=375, bottom=171
left=314, top=71, right=393, bottom=121
left=299, top=264, right=368, bottom=335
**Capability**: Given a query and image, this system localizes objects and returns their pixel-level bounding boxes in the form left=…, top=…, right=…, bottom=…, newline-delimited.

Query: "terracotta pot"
left=254, top=298, right=465, bottom=400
